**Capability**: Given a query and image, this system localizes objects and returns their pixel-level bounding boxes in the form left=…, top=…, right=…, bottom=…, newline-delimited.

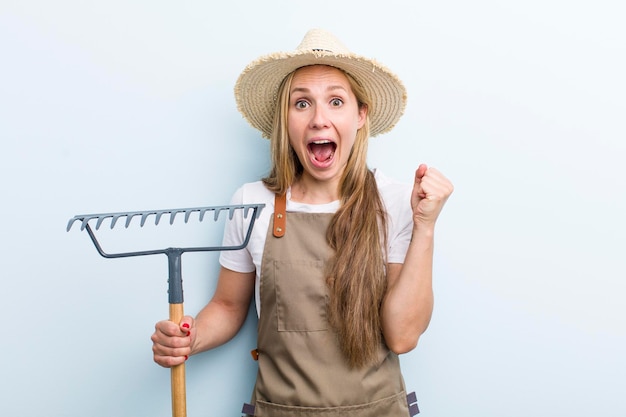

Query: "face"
left=287, top=65, right=367, bottom=186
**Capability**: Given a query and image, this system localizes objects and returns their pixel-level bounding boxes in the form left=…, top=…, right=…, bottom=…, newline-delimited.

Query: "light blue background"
left=1, top=1, right=625, bottom=416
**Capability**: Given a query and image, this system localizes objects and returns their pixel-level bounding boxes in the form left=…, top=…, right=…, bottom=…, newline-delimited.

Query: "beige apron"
left=244, top=194, right=419, bottom=417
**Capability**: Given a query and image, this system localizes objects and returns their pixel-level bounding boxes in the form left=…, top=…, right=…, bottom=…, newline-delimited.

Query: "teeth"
left=311, top=140, right=332, bottom=144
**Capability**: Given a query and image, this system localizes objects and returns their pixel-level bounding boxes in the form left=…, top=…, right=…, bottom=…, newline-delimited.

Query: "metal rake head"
left=67, top=204, right=265, bottom=259
left=67, top=204, right=262, bottom=232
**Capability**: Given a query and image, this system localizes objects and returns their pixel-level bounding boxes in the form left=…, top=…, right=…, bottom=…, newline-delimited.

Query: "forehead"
left=291, top=65, right=351, bottom=88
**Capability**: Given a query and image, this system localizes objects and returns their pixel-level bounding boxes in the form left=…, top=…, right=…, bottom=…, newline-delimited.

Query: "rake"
left=67, top=204, right=265, bottom=417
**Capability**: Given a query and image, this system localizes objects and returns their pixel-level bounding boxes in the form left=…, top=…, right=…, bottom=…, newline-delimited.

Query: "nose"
left=309, top=104, right=330, bottom=129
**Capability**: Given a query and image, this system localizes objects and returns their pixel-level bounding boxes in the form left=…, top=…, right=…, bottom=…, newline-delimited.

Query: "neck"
left=290, top=175, right=340, bottom=204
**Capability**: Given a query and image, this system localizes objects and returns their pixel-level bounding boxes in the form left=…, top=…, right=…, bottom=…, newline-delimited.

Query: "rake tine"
left=243, top=206, right=251, bottom=219
left=184, top=210, right=193, bottom=223
left=82, top=218, right=92, bottom=231
left=110, top=214, right=125, bottom=229
left=170, top=209, right=184, bottom=225
left=95, top=215, right=110, bottom=230
left=125, top=213, right=140, bottom=228
left=155, top=211, right=166, bottom=225
left=199, top=208, right=208, bottom=222
left=228, top=206, right=236, bottom=220
left=140, top=212, right=153, bottom=227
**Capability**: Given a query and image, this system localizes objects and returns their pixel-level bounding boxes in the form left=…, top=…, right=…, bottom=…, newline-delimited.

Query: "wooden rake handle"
left=170, top=303, right=187, bottom=417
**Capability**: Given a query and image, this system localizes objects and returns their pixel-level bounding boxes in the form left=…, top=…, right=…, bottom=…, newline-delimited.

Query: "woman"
left=152, top=29, right=453, bottom=416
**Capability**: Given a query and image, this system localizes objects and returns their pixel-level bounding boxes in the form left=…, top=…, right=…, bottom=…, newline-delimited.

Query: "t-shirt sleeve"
left=388, top=210, right=413, bottom=264
left=218, top=186, right=256, bottom=273
left=384, top=181, right=413, bottom=264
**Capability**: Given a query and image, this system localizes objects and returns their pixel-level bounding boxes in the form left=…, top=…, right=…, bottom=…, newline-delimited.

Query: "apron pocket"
left=273, top=259, right=328, bottom=332
left=254, top=391, right=410, bottom=417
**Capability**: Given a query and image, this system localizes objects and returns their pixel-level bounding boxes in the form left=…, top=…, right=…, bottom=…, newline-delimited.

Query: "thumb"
left=415, top=163, right=428, bottom=180
left=180, top=315, right=194, bottom=335
left=414, top=164, right=428, bottom=199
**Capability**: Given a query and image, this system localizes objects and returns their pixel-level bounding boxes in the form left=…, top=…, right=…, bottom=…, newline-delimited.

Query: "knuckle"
left=172, top=336, right=190, bottom=349
left=165, top=356, right=181, bottom=367
left=168, top=337, right=181, bottom=348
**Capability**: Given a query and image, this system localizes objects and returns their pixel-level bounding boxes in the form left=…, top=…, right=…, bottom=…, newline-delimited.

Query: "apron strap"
left=407, top=391, right=420, bottom=415
left=241, top=402, right=255, bottom=416
left=273, top=193, right=287, bottom=237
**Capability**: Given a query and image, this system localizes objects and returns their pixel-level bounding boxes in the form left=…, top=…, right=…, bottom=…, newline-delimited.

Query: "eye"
left=330, top=98, right=343, bottom=107
left=294, top=100, right=309, bottom=109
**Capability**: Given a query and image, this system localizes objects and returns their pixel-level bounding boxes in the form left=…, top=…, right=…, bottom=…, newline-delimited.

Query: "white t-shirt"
left=219, top=170, right=414, bottom=316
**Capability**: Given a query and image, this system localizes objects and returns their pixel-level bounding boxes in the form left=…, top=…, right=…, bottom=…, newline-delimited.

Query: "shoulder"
left=374, top=170, right=413, bottom=232
left=374, top=169, right=412, bottom=205
left=229, top=181, right=275, bottom=206
left=373, top=170, right=413, bottom=261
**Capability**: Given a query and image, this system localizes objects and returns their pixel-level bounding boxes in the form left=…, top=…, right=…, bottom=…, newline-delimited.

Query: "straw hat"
left=234, top=28, right=407, bottom=139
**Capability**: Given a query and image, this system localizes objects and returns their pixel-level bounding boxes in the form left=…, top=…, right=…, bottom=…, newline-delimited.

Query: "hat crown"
left=296, top=29, right=350, bottom=54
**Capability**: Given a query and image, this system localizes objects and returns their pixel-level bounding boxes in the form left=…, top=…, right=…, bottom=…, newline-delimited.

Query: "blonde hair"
left=262, top=66, right=388, bottom=368
left=262, top=71, right=299, bottom=194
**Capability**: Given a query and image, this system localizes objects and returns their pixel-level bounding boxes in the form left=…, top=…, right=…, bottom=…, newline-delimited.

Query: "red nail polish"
left=185, top=355, right=189, bottom=361
left=182, top=323, right=190, bottom=329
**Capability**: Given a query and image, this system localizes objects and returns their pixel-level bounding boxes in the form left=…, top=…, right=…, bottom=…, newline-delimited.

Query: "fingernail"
left=181, top=323, right=190, bottom=329
left=185, top=355, right=189, bottom=361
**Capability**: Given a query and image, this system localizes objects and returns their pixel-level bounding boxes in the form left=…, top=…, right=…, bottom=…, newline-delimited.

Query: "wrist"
left=412, top=222, right=435, bottom=239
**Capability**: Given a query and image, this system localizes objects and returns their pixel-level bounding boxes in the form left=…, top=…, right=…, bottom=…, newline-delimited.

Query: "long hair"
left=262, top=67, right=388, bottom=368
left=262, top=71, right=300, bottom=195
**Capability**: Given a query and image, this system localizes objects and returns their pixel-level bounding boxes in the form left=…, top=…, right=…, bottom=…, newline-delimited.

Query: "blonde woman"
left=151, top=29, right=453, bottom=417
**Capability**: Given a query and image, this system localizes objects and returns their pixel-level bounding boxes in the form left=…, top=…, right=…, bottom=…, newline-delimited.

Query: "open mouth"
left=308, top=140, right=337, bottom=163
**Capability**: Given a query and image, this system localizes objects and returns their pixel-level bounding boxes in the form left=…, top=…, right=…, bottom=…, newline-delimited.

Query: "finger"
left=419, top=168, right=454, bottom=198
left=153, top=353, right=188, bottom=368
left=151, top=332, right=192, bottom=357
left=152, top=337, right=191, bottom=354
left=422, top=167, right=452, bottom=189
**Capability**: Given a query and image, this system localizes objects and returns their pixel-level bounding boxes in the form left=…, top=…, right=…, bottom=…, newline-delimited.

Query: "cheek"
left=342, top=138, right=357, bottom=156
left=287, top=113, right=301, bottom=139
left=286, top=128, right=304, bottom=159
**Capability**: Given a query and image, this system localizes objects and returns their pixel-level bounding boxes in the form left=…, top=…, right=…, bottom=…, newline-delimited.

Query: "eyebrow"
left=290, top=85, right=349, bottom=95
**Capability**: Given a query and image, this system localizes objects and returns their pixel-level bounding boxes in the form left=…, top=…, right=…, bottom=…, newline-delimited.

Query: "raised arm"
left=381, top=164, right=453, bottom=354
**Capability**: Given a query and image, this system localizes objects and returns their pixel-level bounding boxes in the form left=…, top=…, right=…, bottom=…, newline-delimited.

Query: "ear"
left=357, top=104, right=368, bottom=129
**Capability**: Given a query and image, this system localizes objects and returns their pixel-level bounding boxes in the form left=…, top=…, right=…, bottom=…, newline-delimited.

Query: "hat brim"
left=234, top=50, right=407, bottom=139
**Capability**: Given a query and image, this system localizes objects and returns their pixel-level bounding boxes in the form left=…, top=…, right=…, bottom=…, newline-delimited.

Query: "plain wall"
left=1, top=1, right=624, bottom=416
